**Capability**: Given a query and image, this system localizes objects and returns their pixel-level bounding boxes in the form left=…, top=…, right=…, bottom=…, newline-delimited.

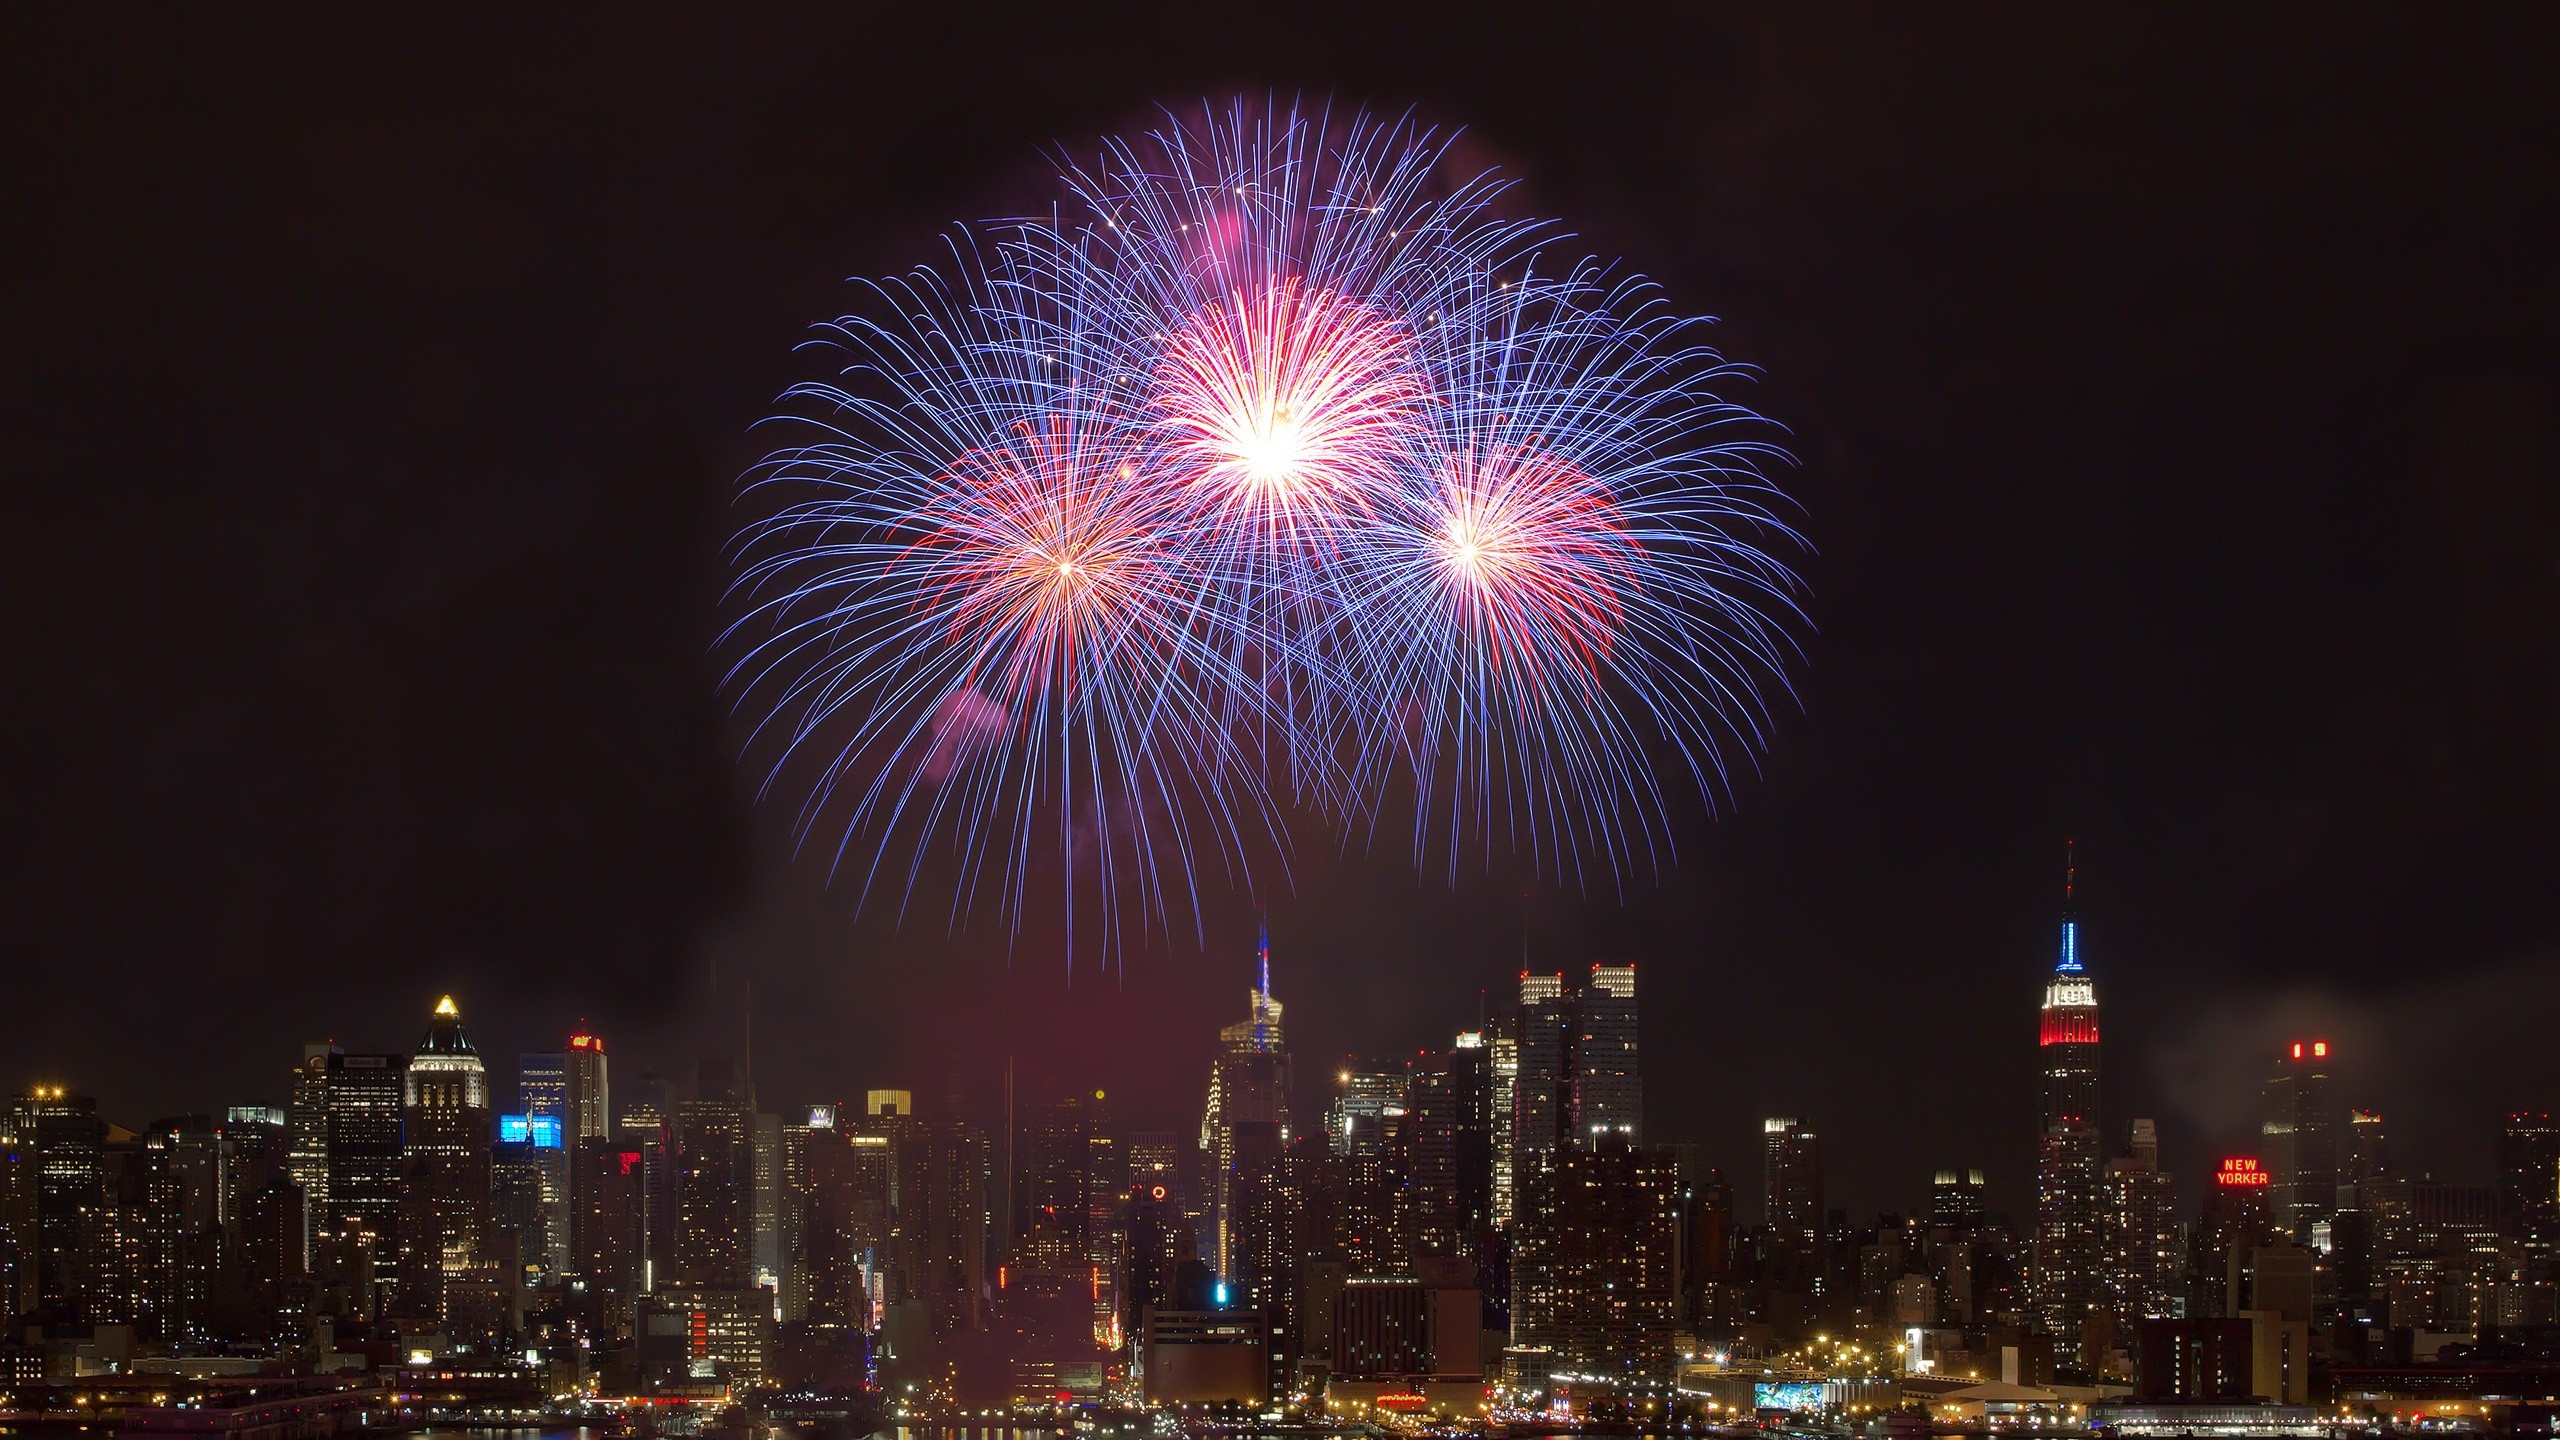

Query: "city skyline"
left=14, top=887, right=2543, bottom=1232
left=9, top=937, right=2550, bottom=1408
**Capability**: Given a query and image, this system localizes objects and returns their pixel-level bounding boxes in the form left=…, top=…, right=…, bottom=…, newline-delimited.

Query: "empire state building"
left=2033, top=850, right=2103, bottom=1365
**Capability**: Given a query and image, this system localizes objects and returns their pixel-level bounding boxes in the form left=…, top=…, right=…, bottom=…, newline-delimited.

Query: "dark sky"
left=7, top=7, right=2558, bottom=1224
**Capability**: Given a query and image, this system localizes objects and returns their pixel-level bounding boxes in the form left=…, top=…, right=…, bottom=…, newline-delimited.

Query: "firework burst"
left=726, top=98, right=1806, bottom=953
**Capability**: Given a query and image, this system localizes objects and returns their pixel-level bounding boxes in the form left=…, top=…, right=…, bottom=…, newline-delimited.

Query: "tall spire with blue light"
left=2032, top=838, right=2104, bottom=1367
left=1257, top=915, right=1271, bottom=1000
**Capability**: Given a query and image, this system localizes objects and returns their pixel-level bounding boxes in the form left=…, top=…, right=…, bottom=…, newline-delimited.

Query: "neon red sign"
left=2217, top=1157, right=2268, bottom=1187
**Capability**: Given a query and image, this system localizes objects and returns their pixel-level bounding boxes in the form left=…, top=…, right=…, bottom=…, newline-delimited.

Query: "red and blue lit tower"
left=2033, top=846, right=2104, bottom=1365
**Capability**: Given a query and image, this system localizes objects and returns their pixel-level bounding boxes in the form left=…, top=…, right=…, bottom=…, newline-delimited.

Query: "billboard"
left=1757, top=1382, right=1830, bottom=1412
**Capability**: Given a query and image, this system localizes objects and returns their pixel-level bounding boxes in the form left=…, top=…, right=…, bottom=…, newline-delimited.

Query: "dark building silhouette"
left=676, top=1059, right=753, bottom=1288
left=2497, top=1112, right=2559, bottom=1245
left=8, top=1086, right=103, bottom=1318
left=572, top=1137, right=644, bottom=1337
left=2262, top=1041, right=2338, bottom=1244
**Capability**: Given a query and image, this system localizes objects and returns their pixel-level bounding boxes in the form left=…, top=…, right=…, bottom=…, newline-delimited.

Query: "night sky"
left=7, top=7, right=2558, bottom=1223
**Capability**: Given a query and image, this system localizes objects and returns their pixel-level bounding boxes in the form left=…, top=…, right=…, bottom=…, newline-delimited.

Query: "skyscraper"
left=1763, top=1118, right=1824, bottom=1261
left=1511, top=972, right=1573, bottom=1206
left=565, top=1029, right=611, bottom=1140
left=676, top=1058, right=754, bottom=1288
left=286, top=1043, right=336, bottom=1264
left=516, top=1050, right=575, bottom=1277
left=2034, top=851, right=2104, bottom=1364
left=2262, top=1041, right=2338, bottom=1242
left=1202, top=923, right=1291, bottom=1276
left=1575, top=964, right=1641, bottom=1142
left=9, top=1086, right=104, bottom=1315
left=572, top=1136, right=645, bottom=1336
left=323, top=1049, right=406, bottom=1296
left=1487, top=1024, right=1519, bottom=1227
left=889, top=1115, right=988, bottom=1334
left=1931, top=1167, right=1988, bottom=1228
left=2102, top=1118, right=2182, bottom=1330
left=2497, top=1112, right=2560, bottom=1246
left=1012, top=1085, right=1093, bottom=1275
left=1510, top=1133, right=1680, bottom=1380
left=396, top=996, right=493, bottom=1325
left=1326, top=1061, right=1406, bottom=1155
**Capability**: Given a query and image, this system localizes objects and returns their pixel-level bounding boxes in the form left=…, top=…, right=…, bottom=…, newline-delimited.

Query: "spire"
left=1256, top=915, right=1271, bottom=998
left=2055, top=839, right=2083, bottom=974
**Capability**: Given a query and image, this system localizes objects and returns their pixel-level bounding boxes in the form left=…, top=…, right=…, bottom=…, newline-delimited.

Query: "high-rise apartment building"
left=752, top=1110, right=783, bottom=1293
left=2102, top=1118, right=2182, bottom=1330
left=2033, top=854, right=2104, bottom=1364
left=1202, top=924, right=1291, bottom=1276
left=516, top=1048, right=577, bottom=1278
left=1404, top=1044, right=1490, bottom=1258
left=1510, top=1133, right=1680, bottom=1380
left=2262, top=1041, right=2338, bottom=1242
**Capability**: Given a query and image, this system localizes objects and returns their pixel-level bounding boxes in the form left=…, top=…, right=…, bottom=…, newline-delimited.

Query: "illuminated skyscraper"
left=1931, top=1167, right=1987, bottom=1228
left=322, top=1049, right=405, bottom=1295
left=8, top=1086, right=104, bottom=1315
left=1487, top=1025, right=1519, bottom=1226
left=1762, top=1118, right=1823, bottom=1254
left=2262, top=1041, right=2338, bottom=1242
left=1509, top=1132, right=1680, bottom=1379
left=1326, top=1060, right=1406, bottom=1155
left=516, top=1049, right=576, bottom=1277
left=566, top=1029, right=610, bottom=1139
left=1202, top=922, right=1291, bottom=1276
left=2102, top=1118, right=2182, bottom=1330
left=1576, top=964, right=1641, bottom=1143
left=1511, top=972, right=1573, bottom=1207
left=2033, top=850, right=2104, bottom=1364
left=396, top=996, right=494, bottom=1325
left=286, top=1043, right=336, bottom=1264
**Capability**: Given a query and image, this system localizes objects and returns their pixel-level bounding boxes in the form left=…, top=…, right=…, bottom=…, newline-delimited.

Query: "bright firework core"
left=726, top=98, right=1807, bottom=947
left=1156, top=281, right=1422, bottom=521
